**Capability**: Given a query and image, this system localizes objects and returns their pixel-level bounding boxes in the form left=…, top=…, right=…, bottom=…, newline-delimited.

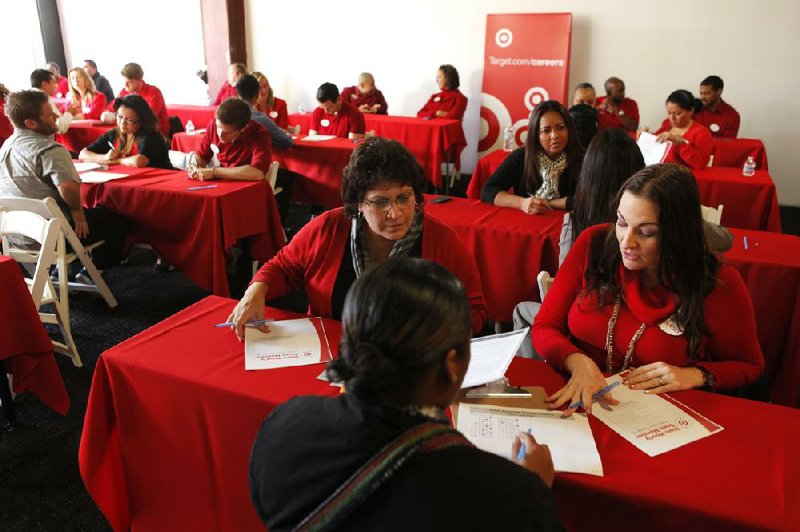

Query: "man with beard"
left=0, top=90, right=132, bottom=274
left=694, top=75, right=740, bottom=138
left=595, top=76, right=639, bottom=132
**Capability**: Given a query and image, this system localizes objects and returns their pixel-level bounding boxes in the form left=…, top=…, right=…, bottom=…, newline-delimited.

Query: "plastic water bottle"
left=185, top=120, right=196, bottom=135
left=742, top=156, right=756, bottom=177
left=503, top=124, right=514, bottom=151
left=298, top=103, right=306, bottom=115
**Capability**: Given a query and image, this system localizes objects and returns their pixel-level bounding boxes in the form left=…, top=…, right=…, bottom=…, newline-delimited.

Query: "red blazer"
left=112, top=82, right=170, bottom=135
left=417, top=89, right=468, bottom=121
left=213, top=82, right=238, bottom=105
left=341, top=86, right=389, bottom=115
left=655, top=119, right=713, bottom=170
left=62, top=92, right=107, bottom=120
left=532, top=225, right=764, bottom=390
left=252, top=208, right=487, bottom=334
left=265, top=98, right=289, bottom=129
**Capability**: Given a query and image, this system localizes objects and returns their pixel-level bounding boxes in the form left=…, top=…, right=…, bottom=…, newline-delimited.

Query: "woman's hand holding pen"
left=226, top=282, right=271, bottom=340
left=512, top=432, right=555, bottom=488
left=547, top=352, right=619, bottom=416
left=520, top=196, right=552, bottom=215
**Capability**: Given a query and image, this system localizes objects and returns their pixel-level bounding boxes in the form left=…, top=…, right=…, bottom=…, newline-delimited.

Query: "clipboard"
left=450, top=385, right=549, bottom=427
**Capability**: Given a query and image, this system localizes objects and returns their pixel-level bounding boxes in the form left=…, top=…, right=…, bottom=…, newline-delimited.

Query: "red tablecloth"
left=468, top=150, right=782, bottom=232
left=288, top=113, right=467, bottom=187
left=80, top=295, right=800, bottom=531
left=170, top=130, right=205, bottom=153
left=166, top=104, right=217, bottom=129
left=56, top=120, right=114, bottom=153
left=725, top=228, right=800, bottom=406
left=81, top=167, right=284, bottom=297
left=711, top=138, right=768, bottom=170
left=425, top=196, right=563, bottom=322
left=0, top=255, right=69, bottom=414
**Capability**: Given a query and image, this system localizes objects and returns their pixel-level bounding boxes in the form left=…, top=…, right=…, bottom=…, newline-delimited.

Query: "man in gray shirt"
left=0, top=90, right=131, bottom=270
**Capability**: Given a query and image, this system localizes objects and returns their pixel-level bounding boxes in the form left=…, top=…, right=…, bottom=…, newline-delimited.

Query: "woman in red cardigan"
left=227, top=137, right=487, bottom=337
left=654, top=90, right=712, bottom=170
left=62, top=67, right=107, bottom=120
left=417, top=64, right=467, bottom=121
left=252, top=72, right=288, bottom=130
left=532, top=164, right=763, bottom=416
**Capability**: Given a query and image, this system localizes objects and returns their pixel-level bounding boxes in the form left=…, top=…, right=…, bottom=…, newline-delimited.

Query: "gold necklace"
left=604, top=295, right=647, bottom=373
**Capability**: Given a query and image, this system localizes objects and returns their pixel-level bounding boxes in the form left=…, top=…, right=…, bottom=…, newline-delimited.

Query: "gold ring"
left=657, top=377, right=665, bottom=386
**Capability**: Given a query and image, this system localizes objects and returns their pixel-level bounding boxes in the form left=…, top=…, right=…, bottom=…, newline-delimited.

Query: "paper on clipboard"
left=78, top=171, right=129, bottom=183
left=245, top=317, right=333, bottom=370
left=461, top=329, right=527, bottom=389
left=637, top=132, right=671, bottom=166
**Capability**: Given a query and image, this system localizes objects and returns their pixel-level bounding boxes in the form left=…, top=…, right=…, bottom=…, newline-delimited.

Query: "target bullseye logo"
left=524, top=87, right=550, bottom=110
left=495, top=28, right=513, bottom=48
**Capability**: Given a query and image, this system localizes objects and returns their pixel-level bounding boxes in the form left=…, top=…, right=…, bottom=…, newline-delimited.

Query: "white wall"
left=0, top=0, right=46, bottom=91
left=57, top=0, right=209, bottom=104
left=245, top=0, right=800, bottom=207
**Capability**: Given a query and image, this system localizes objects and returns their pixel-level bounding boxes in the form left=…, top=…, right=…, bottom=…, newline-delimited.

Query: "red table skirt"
left=0, top=255, right=69, bottom=414
left=468, top=150, right=782, bottom=232
left=711, top=138, right=768, bottom=170
left=80, top=295, right=800, bottom=531
left=57, top=120, right=114, bottom=153
left=166, top=104, right=217, bottom=130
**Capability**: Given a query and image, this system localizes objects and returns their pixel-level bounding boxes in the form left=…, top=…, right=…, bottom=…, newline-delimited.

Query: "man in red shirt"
left=309, top=83, right=365, bottom=139
left=213, top=63, right=246, bottom=105
left=572, top=82, right=619, bottom=131
left=104, top=63, right=170, bottom=136
left=340, top=72, right=388, bottom=115
left=694, top=75, right=740, bottom=138
left=189, top=98, right=272, bottom=181
left=46, top=62, right=69, bottom=98
left=595, top=77, right=639, bottom=132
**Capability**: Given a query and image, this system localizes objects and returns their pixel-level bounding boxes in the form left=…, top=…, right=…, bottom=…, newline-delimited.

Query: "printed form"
left=245, top=317, right=332, bottom=370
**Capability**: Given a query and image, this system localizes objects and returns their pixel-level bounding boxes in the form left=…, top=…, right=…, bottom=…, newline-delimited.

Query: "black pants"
left=274, top=169, right=295, bottom=224
left=72, top=206, right=133, bottom=269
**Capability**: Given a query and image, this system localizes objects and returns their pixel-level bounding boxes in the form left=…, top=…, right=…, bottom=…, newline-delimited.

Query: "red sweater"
left=532, top=225, right=764, bottom=391
left=694, top=100, right=740, bottom=138
left=61, top=92, right=107, bottom=120
left=264, top=98, right=288, bottom=129
left=213, top=81, right=238, bottom=105
left=340, top=86, right=388, bottom=115
left=417, top=89, right=468, bottom=121
left=112, top=82, right=170, bottom=135
left=311, top=101, right=366, bottom=138
left=252, top=208, right=487, bottom=334
left=655, top=119, right=713, bottom=170
left=596, top=96, right=639, bottom=130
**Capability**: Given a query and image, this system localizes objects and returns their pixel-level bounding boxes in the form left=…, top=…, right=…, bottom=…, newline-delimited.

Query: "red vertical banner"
left=479, top=13, right=572, bottom=156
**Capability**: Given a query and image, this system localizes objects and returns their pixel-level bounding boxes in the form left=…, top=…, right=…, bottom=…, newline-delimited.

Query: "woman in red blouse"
left=252, top=72, right=288, bottom=130
left=63, top=67, right=107, bottom=120
left=533, top=164, right=764, bottom=416
left=417, top=64, right=467, bottom=121
left=654, top=90, right=712, bottom=170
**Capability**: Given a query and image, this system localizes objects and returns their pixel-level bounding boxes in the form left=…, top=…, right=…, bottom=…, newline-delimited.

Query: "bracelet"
left=211, top=167, right=216, bottom=179
left=697, top=366, right=716, bottom=390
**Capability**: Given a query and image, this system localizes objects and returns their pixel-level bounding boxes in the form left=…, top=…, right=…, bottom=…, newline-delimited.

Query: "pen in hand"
left=214, top=318, right=274, bottom=328
left=568, top=381, right=621, bottom=410
left=516, top=428, right=533, bottom=461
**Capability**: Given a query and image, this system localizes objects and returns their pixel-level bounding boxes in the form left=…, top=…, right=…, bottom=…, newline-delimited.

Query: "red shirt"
left=212, top=82, right=238, bottom=105
left=596, top=96, right=639, bottom=130
left=265, top=98, right=289, bottom=129
left=55, top=76, right=69, bottom=99
left=61, top=92, right=107, bottom=120
left=113, top=82, right=170, bottom=136
left=694, top=100, right=740, bottom=138
left=417, top=89, right=468, bottom=120
left=532, top=225, right=764, bottom=390
left=311, top=101, right=366, bottom=138
left=655, top=119, right=713, bottom=170
left=198, top=120, right=272, bottom=173
left=0, top=100, right=13, bottom=148
left=251, top=208, right=486, bottom=334
left=340, top=86, right=389, bottom=115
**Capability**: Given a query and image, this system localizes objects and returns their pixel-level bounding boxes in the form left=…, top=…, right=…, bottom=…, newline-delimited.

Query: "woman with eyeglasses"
left=227, top=137, right=487, bottom=337
left=79, top=94, right=172, bottom=169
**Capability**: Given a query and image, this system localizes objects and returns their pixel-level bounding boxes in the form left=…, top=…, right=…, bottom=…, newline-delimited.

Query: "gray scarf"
left=350, top=210, right=423, bottom=277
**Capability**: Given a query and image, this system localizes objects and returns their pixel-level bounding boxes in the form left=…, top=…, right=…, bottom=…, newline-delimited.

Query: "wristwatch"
left=697, top=366, right=716, bottom=390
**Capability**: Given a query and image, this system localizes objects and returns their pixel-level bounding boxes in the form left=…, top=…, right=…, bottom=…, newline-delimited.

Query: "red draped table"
left=711, top=138, right=768, bottom=170
left=56, top=120, right=114, bottom=153
left=0, top=255, right=69, bottom=414
left=79, top=295, right=800, bottom=531
left=166, top=104, right=217, bottom=129
left=80, top=166, right=285, bottom=297
left=468, top=150, right=782, bottom=232
left=288, top=113, right=467, bottom=187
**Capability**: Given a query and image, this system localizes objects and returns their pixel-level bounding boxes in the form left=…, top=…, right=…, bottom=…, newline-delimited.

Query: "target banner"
left=479, top=13, right=572, bottom=155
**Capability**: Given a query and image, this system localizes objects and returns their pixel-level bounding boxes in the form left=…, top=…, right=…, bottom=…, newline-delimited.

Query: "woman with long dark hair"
left=79, top=95, right=171, bottom=169
left=653, top=89, right=712, bottom=169
left=533, top=164, right=763, bottom=415
left=481, top=100, right=584, bottom=214
left=249, top=258, right=560, bottom=531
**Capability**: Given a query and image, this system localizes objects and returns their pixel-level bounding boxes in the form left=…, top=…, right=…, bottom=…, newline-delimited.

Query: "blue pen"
left=214, top=318, right=274, bottom=328
left=187, top=185, right=218, bottom=191
left=743, top=236, right=749, bottom=250
left=516, top=428, right=532, bottom=461
left=568, top=381, right=622, bottom=410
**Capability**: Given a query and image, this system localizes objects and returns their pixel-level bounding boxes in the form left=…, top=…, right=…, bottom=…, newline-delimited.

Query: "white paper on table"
left=591, top=373, right=723, bottom=457
left=461, top=328, right=527, bottom=389
left=302, top=135, right=337, bottom=141
left=73, top=162, right=103, bottom=172
left=456, top=403, right=603, bottom=476
left=70, top=119, right=96, bottom=126
left=78, top=171, right=129, bottom=183
left=245, top=317, right=332, bottom=370
left=637, top=132, right=671, bottom=166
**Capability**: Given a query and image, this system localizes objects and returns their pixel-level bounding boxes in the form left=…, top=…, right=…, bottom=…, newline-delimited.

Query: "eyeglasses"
left=362, top=192, right=416, bottom=212
left=116, top=114, right=139, bottom=125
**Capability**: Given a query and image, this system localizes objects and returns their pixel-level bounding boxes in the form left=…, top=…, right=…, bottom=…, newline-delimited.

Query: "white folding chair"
left=701, top=204, right=724, bottom=225
left=0, top=196, right=117, bottom=308
left=169, top=150, right=191, bottom=170
left=365, top=130, right=376, bottom=138
left=537, top=270, right=554, bottom=301
left=266, top=161, right=282, bottom=195
left=0, top=209, right=82, bottom=366
left=290, top=125, right=301, bottom=135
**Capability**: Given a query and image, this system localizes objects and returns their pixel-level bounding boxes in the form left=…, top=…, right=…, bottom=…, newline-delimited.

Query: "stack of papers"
left=637, top=132, right=671, bottom=166
left=73, top=162, right=104, bottom=172
left=244, top=317, right=333, bottom=370
left=79, top=171, right=130, bottom=183
left=461, top=328, right=527, bottom=388
left=303, top=135, right=337, bottom=142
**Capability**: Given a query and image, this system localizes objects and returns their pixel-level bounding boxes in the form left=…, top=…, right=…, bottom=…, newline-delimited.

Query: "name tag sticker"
left=320, top=119, right=331, bottom=127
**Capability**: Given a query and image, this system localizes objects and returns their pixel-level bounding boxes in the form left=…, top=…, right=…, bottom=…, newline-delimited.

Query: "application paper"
left=245, top=317, right=332, bottom=370
left=461, top=328, right=527, bottom=388
left=78, top=171, right=130, bottom=183
left=591, top=374, right=723, bottom=457
left=456, top=403, right=603, bottom=476
left=637, top=132, right=671, bottom=166
left=302, top=135, right=337, bottom=142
